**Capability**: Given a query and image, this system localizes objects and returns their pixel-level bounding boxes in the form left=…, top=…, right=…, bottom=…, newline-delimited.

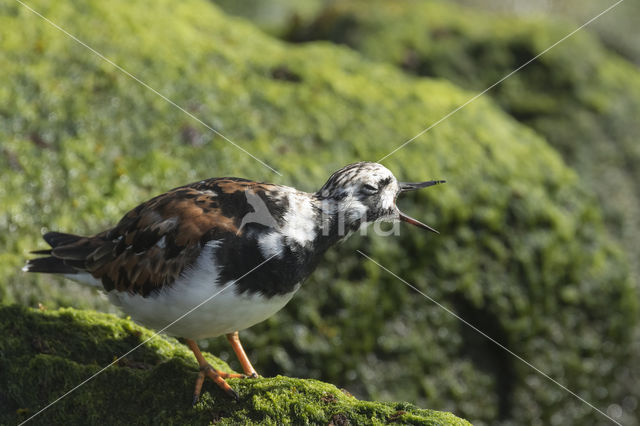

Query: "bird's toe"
left=226, top=387, right=240, bottom=402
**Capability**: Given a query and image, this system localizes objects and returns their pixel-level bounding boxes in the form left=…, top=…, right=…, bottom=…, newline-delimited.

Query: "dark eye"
left=362, top=184, right=379, bottom=194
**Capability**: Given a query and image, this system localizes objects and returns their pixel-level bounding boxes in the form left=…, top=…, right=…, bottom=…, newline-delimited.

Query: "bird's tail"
left=23, top=231, right=98, bottom=275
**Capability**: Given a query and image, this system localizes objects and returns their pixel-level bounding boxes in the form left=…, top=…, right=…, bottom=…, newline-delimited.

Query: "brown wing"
left=30, top=178, right=284, bottom=297
left=82, top=178, right=275, bottom=296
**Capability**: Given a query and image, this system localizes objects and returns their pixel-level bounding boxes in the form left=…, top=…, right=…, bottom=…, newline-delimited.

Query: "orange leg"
left=226, top=331, right=259, bottom=378
left=185, top=338, right=243, bottom=404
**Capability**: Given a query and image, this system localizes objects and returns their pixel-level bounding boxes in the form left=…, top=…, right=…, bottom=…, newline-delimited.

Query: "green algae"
left=0, top=0, right=637, bottom=425
left=0, top=305, right=469, bottom=425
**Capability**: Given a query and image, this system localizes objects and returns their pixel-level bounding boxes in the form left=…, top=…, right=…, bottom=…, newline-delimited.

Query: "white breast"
left=107, top=241, right=299, bottom=339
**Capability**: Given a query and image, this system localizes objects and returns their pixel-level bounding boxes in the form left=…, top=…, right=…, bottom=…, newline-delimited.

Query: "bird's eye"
left=362, top=184, right=379, bottom=194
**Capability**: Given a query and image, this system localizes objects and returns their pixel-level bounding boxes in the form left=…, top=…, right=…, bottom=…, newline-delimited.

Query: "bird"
left=24, top=161, right=445, bottom=403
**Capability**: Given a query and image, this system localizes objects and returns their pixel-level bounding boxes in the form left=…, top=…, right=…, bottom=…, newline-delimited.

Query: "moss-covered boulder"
left=284, top=0, right=640, bottom=282
left=0, top=305, right=469, bottom=425
left=0, top=0, right=637, bottom=425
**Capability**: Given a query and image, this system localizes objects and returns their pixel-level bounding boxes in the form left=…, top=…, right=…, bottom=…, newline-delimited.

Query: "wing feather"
left=86, top=178, right=282, bottom=296
left=28, top=177, right=284, bottom=297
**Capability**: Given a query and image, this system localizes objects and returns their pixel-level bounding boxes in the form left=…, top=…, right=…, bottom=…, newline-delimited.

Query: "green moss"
left=0, top=0, right=637, bottom=425
left=0, top=305, right=469, bottom=425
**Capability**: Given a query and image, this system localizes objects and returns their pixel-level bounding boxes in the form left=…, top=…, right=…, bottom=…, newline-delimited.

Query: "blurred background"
left=1, top=0, right=639, bottom=424
left=216, top=0, right=640, bottom=65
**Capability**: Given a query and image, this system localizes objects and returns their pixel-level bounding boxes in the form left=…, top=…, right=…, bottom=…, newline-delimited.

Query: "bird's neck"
left=270, top=191, right=364, bottom=259
left=307, top=195, right=362, bottom=253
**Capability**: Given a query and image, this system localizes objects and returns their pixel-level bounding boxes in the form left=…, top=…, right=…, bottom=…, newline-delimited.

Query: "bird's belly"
left=108, top=280, right=300, bottom=339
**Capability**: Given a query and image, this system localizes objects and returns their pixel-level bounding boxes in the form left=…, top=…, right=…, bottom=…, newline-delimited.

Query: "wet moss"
left=0, top=0, right=637, bottom=425
left=0, top=305, right=469, bottom=425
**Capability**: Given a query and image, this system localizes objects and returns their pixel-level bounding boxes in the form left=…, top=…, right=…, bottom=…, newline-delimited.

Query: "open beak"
left=398, top=180, right=446, bottom=234
left=399, top=180, right=446, bottom=192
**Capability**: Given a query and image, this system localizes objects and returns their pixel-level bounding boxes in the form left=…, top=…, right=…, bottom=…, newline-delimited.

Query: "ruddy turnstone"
left=24, top=161, right=444, bottom=403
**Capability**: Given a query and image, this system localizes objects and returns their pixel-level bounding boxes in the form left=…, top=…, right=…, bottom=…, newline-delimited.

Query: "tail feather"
left=24, top=231, right=97, bottom=275
left=30, top=249, right=53, bottom=255
left=43, top=231, right=84, bottom=248
left=52, top=245, right=96, bottom=261
left=23, top=256, right=76, bottom=274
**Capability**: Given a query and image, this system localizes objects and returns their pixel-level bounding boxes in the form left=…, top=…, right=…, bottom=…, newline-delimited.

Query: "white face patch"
left=378, top=181, right=400, bottom=220
left=315, top=163, right=405, bottom=238
left=338, top=166, right=399, bottom=223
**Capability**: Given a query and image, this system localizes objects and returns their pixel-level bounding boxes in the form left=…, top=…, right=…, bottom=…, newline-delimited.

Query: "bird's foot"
left=192, top=363, right=242, bottom=405
left=225, top=331, right=260, bottom=378
left=238, top=364, right=259, bottom=379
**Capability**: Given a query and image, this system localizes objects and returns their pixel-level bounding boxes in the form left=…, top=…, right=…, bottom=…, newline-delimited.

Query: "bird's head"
left=316, top=162, right=445, bottom=234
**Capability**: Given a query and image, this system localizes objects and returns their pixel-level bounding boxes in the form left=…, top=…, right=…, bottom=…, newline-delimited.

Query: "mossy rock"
left=284, top=0, right=640, bottom=281
left=0, top=0, right=637, bottom=425
left=0, top=305, right=469, bottom=425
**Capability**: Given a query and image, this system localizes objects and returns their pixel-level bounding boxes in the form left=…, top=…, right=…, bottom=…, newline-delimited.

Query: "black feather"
left=51, top=244, right=95, bottom=261
left=43, top=231, right=83, bottom=248
left=24, top=257, right=76, bottom=274
left=30, top=249, right=52, bottom=255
